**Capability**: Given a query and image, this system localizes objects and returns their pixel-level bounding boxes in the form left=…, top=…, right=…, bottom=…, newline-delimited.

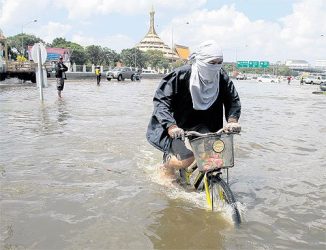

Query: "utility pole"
left=21, top=19, right=37, bottom=56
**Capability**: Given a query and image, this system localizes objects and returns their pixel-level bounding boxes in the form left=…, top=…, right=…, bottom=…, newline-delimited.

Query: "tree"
left=68, top=43, right=86, bottom=65
left=120, top=48, right=146, bottom=68
left=171, top=59, right=185, bottom=70
left=51, top=37, right=69, bottom=47
left=275, top=65, right=292, bottom=76
left=144, top=49, right=169, bottom=70
left=7, top=33, right=44, bottom=57
left=102, top=47, right=119, bottom=67
left=51, top=37, right=86, bottom=65
left=85, top=45, right=105, bottom=65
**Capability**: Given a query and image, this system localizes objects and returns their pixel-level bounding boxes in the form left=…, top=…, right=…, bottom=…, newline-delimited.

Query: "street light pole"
left=21, top=19, right=37, bottom=56
left=171, top=26, right=174, bottom=53
left=170, top=22, right=189, bottom=67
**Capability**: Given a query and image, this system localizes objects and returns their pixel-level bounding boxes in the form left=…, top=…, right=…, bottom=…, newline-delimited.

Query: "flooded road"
left=0, top=79, right=325, bottom=249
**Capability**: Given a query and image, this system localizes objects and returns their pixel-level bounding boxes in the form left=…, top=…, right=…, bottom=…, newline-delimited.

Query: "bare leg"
left=160, top=155, right=195, bottom=180
left=58, top=90, right=62, bottom=98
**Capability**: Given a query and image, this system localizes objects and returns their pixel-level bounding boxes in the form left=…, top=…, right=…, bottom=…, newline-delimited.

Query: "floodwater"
left=0, top=78, right=325, bottom=250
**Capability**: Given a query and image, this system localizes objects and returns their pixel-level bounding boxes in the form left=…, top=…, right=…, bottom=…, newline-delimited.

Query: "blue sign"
left=47, top=53, right=60, bottom=61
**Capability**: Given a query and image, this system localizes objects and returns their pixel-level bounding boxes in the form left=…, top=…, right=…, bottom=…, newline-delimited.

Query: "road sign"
left=31, top=43, right=47, bottom=64
left=260, top=61, right=270, bottom=68
left=249, top=61, right=259, bottom=68
left=237, top=61, right=249, bottom=68
left=236, top=60, right=270, bottom=68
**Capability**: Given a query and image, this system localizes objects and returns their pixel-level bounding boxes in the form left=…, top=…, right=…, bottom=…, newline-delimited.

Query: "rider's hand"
left=168, top=125, right=185, bottom=140
left=224, top=119, right=241, bottom=133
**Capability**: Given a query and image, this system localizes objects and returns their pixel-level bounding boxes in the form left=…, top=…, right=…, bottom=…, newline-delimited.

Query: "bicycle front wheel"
left=209, top=175, right=241, bottom=226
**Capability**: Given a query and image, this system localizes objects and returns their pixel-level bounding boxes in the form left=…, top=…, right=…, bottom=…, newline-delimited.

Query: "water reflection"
left=148, top=199, right=229, bottom=249
left=57, top=99, right=69, bottom=125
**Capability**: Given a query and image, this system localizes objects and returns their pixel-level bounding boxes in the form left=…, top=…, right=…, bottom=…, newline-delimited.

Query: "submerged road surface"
left=0, top=79, right=325, bottom=249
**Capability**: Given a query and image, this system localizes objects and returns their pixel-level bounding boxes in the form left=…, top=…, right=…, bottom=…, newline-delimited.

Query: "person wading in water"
left=146, top=40, right=241, bottom=182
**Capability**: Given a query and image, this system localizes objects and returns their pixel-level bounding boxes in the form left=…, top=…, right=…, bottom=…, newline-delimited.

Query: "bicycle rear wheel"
left=209, top=175, right=241, bottom=226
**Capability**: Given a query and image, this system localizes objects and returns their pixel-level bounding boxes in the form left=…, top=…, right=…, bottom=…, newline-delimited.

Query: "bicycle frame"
left=185, top=129, right=239, bottom=213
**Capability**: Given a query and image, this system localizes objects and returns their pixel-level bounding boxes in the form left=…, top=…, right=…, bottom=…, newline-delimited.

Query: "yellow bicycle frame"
left=204, top=173, right=212, bottom=209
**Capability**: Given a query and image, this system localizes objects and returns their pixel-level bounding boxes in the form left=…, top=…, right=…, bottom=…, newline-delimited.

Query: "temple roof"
left=136, top=7, right=179, bottom=59
left=174, top=44, right=190, bottom=60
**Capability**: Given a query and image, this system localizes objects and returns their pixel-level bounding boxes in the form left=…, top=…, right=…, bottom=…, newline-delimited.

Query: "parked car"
left=236, top=73, right=247, bottom=80
left=106, top=67, right=140, bottom=81
left=303, top=75, right=325, bottom=85
left=257, top=75, right=279, bottom=83
left=141, top=69, right=158, bottom=75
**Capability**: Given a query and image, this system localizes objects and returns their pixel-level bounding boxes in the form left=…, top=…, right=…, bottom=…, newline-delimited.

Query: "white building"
left=315, top=59, right=326, bottom=70
left=285, top=60, right=310, bottom=69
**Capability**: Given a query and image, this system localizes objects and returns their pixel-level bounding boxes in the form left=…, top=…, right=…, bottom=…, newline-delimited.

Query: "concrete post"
left=66, top=61, right=71, bottom=72
left=91, top=64, right=95, bottom=73
left=83, top=64, right=86, bottom=72
left=72, top=62, right=76, bottom=72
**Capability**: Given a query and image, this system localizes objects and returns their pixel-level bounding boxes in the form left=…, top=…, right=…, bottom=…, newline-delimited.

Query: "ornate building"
left=135, top=7, right=180, bottom=60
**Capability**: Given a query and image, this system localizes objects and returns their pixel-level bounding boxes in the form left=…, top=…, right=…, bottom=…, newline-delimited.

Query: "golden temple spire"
left=148, top=5, right=157, bottom=35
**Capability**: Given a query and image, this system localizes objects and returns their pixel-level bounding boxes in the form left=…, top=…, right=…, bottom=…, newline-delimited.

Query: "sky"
left=0, top=0, right=325, bottom=65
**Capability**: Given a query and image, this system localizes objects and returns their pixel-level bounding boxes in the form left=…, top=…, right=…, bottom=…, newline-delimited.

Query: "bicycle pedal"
left=179, top=169, right=191, bottom=185
left=189, top=169, right=205, bottom=189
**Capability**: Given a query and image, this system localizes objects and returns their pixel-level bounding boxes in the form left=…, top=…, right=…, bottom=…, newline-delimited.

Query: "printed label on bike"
left=213, top=139, right=224, bottom=153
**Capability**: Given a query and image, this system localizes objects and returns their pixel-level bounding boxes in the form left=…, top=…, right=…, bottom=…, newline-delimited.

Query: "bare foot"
left=157, top=165, right=178, bottom=188
left=159, top=164, right=176, bottom=179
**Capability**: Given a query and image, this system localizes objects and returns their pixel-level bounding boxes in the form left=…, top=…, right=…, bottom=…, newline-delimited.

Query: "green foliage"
left=171, top=59, right=186, bottom=69
left=144, top=49, right=169, bottom=69
left=226, top=63, right=293, bottom=76
left=51, top=37, right=87, bottom=64
left=51, top=37, right=121, bottom=66
left=223, top=63, right=234, bottom=73
left=275, top=65, right=292, bottom=76
left=51, top=37, right=69, bottom=47
left=7, top=33, right=44, bottom=57
left=85, top=45, right=104, bottom=65
left=69, top=45, right=86, bottom=65
left=102, top=47, right=120, bottom=67
left=120, top=48, right=147, bottom=68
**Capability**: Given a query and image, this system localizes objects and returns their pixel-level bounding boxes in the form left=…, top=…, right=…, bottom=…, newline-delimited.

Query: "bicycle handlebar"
left=185, top=128, right=239, bottom=137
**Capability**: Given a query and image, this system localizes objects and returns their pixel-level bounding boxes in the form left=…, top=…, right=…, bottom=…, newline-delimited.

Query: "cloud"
left=55, top=0, right=206, bottom=19
left=158, top=0, right=326, bottom=64
left=37, top=22, right=73, bottom=44
left=0, top=0, right=52, bottom=33
left=71, top=33, right=135, bottom=52
left=0, top=0, right=325, bottom=64
left=279, top=0, right=326, bottom=61
left=159, top=5, right=283, bottom=62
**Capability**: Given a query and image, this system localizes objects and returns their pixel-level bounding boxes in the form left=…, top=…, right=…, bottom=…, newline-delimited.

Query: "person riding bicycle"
left=146, top=40, right=241, bottom=180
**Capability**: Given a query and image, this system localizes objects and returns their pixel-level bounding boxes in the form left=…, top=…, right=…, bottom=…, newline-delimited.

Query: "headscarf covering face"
left=189, top=40, right=223, bottom=110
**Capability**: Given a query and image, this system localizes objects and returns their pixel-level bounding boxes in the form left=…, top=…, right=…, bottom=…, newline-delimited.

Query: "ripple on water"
left=1, top=80, right=326, bottom=249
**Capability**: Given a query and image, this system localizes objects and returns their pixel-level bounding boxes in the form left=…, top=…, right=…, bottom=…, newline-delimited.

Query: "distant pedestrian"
left=55, top=56, right=68, bottom=98
left=95, top=66, right=101, bottom=85
left=287, top=76, right=291, bottom=85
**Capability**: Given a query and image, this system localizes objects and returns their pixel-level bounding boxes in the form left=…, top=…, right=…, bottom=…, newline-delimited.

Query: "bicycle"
left=179, top=128, right=242, bottom=226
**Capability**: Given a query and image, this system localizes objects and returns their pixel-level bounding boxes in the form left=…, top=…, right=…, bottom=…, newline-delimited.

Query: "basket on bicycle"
left=189, top=134, right=234, bottom=172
